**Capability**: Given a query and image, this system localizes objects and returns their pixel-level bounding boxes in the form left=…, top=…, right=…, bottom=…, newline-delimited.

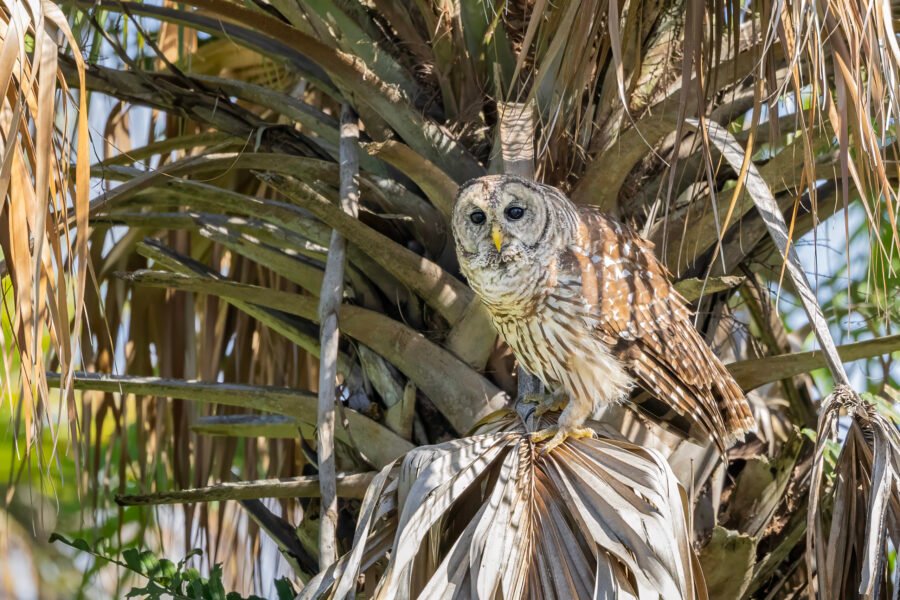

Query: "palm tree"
left=1, top=0, right=899, bottom=597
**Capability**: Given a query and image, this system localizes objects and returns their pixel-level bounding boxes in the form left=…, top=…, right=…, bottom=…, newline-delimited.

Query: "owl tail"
left=629, top=369, right=757, bottom=453
left=628, top=390, right=723, bottom=450
left=711, top=362, right=758, bottom=448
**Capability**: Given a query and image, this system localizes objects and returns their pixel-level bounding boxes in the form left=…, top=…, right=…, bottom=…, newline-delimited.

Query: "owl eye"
left=505, top=206, right=525, bottom=220
left=469, top=210, right=486, bottom=225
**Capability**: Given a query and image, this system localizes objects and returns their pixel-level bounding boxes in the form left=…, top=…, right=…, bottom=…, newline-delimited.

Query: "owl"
left=452, top=175, right=756, bottom=453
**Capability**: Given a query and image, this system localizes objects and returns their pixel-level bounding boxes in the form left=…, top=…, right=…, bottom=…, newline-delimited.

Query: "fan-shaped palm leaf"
left=301, top=412, right=706, bottom=599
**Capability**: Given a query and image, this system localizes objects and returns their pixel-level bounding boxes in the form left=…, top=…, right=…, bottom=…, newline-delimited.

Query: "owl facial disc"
left=452, top=174, right=570, bottom=271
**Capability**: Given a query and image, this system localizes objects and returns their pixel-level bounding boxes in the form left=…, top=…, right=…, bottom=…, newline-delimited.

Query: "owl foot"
left=520, top=393, right=567, bottom=416
left=519, top=393, right=546, bottom=405
left=534, top=397, right=567, bottom=416
left=530, top=425, right=595, bottom=454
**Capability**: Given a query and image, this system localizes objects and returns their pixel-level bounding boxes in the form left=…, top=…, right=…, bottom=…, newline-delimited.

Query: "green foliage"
left=49, top=535, right=295, bottom=600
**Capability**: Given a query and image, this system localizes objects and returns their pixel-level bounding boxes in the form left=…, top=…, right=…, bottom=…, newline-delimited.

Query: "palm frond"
left=0, top=0, right=89, bottom=481
left=303, top=413, right=706, bottom=600
left=6, top=0, right=900, bottom=596
left=808, top=386, right=900, bottom=599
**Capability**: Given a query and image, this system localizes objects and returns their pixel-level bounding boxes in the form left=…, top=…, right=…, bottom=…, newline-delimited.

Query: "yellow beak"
left=492, top=226, right=503, bottom=252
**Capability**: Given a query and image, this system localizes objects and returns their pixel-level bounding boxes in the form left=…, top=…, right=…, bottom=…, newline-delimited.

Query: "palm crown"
left=0, top=0, right=898, bottom=597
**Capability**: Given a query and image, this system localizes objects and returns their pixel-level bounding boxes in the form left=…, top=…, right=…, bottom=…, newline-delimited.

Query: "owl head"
left=452, top=175, right=577, bottom=272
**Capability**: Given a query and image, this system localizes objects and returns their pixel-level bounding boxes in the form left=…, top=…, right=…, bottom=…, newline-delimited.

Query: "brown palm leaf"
left=0, top=0, right=89, bottom=480
left=807, top=386, right=900, bottom=599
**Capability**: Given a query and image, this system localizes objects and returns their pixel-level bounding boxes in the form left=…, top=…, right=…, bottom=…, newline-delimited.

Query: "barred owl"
left=452, top=175, right=756, bottom=453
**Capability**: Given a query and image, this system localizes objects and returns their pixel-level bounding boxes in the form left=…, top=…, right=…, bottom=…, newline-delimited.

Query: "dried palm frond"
left=0, top=0, right=88, bottom=477
left=300, top=411, right=706, bottom=600
left=808, top=386, right=900, bottom=599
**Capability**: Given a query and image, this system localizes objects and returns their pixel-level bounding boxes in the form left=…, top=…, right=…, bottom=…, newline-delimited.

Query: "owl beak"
left=491, top=226, right=503, bottom=252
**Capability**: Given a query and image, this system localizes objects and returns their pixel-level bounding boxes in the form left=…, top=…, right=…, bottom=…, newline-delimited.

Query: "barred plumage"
left=453, top=175, right=756, bottom=453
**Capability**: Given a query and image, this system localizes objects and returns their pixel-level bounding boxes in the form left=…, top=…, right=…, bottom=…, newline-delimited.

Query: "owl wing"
left=572, top=207, right=756, bottom=450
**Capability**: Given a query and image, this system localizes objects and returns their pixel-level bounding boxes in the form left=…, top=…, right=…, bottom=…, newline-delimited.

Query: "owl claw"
left=520, top=393, right=567, bottom=416
left=531, top=426, right=596, bottom=454
left=519, top=393, right=548, bottom=405
left=534, top=397, right=567, bottom=416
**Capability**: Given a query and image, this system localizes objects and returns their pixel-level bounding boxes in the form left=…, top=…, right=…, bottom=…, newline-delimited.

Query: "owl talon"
left=531, top=426, right=595, bottom=454
left=520, top=393, right=567, bottom=416
left=520, top=393, right=549, bottom=405
left=534, top=397, right=567, bottom=416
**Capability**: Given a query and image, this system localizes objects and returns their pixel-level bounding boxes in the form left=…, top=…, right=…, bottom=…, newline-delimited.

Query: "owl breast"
left=459, top=258, right=548, bottom=319
left=491, top=275, right=635, bottom=409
